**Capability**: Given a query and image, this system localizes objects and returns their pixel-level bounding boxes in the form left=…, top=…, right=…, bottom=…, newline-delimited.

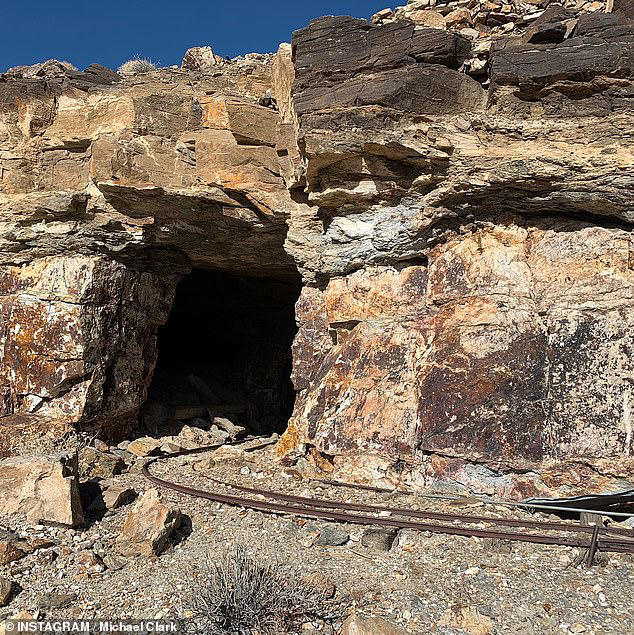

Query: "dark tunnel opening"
left=144, top=269, right=302, bottom=436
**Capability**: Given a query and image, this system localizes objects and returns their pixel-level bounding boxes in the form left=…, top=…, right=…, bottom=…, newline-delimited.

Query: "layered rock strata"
left=279, top=8, right=634, bottom=496
left=1, top=3, right=633, bottom=496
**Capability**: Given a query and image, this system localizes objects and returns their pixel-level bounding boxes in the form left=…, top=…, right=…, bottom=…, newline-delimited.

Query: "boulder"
left=102, top=483, right=137, bottom=510
left=445, top=8, right=472, bottom=28
left=408, top=10, right=446, bottom=28
left=212, top=417, right=246, bottom=439
left=116, top=489, right=181, bottom=556
left=87, top=481, right=137, bottom=512
left=0, top=452, right=83, bottom=526
left=181, top=46, right=222, bottom=72
left=174, top=425, right=227, bottom=448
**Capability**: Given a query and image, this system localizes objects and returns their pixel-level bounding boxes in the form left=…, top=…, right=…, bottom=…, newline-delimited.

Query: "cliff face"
left=0, top=57, right=300, bottom=431
left=1, top=3, right=633, bottom=496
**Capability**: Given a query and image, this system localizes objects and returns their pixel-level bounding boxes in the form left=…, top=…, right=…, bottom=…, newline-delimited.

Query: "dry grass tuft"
left=187, top=545, right=341, bottom=634
left=117, top=58, right=156, bottom=75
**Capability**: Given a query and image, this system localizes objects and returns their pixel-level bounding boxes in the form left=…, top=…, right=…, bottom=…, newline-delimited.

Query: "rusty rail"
left=143, top=440, right=634, bottom=556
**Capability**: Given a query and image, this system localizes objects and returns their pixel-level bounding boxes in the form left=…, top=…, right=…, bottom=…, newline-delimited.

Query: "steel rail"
left=143, top=441, right=634, bottom=555
left=208, top=476, right=634, bottom=539
left=318, top=479, right=634, bottom=519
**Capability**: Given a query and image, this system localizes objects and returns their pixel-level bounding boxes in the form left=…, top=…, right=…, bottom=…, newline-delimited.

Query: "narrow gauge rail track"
left=143, top=441, right=634, bottom=557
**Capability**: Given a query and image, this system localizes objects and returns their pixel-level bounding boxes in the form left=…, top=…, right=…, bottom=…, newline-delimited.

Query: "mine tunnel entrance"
left=144, top=269, right=302, bottom=436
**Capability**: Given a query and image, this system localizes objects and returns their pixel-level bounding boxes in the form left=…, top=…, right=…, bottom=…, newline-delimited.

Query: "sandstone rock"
left=0, top=540, right=25, bottom=566
left=437, top=604, right=493, bottom=635
left=445, top=8, right=473, bottom=27
left=116, top=489, right=181, bottom=556
left=79, top=447, right=126, bottom=479
left=372, top=8, right=394, bottom=24
left=159, top=441, right=182, bottom=454
left=174, top=425, right=226, bottom=448
left=0, top=453, right=83, bottom=526
left=127, top=437, right=161, bottom=457
left=340, top=615, right=409, bottom=635
left=212, top=417, right=246, bottom=439
left=0, top=578, right=11, bottom=607
left=102, top=553, right=126, bottom=571
left=181, top=46, right=221, bottom=72
left=87, top=481, right=137, bottom=512
left=408, top=10, right=447, bottom=27
left=102, top=483, right=137, bottom=510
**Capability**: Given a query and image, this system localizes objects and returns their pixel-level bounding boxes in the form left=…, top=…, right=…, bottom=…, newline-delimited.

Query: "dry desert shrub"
left=117, top=58, right=156, bottom=75
left=187, top=545, right=340, bottom=634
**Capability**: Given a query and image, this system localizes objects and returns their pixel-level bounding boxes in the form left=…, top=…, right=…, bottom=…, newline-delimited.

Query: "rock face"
left=1, top=2, right=634, bottom=497
left=0, top=55, right=298, bottom=434
left=0, top=452, right=83, bottom=526
left=279, top=5, right=634, bottom=497
left=0, top=256, right=177, bottom=430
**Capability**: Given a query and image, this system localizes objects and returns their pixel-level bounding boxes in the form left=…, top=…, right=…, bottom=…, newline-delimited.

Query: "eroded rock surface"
left=0, top=452, right=83, bottom=526
left=116, top=488, right=181, bottom=557
left=0, top=55, right=299, bottom=431
left=279, top=5, right=634, bottom=496
left=1, top=2, right=633, bottom=496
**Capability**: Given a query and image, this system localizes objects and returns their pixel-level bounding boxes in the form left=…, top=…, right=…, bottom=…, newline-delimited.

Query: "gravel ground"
left=1, top=441, right=633, bottom=634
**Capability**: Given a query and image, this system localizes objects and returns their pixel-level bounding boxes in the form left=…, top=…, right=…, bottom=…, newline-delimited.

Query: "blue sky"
left=1, top=1, right=393, bottom=72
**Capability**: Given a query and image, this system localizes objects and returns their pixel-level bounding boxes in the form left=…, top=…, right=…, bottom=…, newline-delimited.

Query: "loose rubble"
left=0, top=439, right=631, bottom=632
